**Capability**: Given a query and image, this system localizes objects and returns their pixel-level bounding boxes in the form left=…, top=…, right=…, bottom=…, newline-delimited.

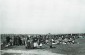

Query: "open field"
left=48, top=37, right=85, bottom=55
left=1, top=37, right=85, bottom=55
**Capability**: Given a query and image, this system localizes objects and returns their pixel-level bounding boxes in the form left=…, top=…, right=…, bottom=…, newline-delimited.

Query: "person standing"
left=49, top=38, right=52, bottom=48
left=32, top=36, right=38, bottom=48
left=19, top=37, right=22, bottom=45
left=48, top=33, right=52, bottom=48
left=26, top=37, right=31, bottom=49
left=13, top=36, right=17, bottom=45
left=38, top=35, right=43, bottom=48
left=6, top=36, right=10, bottom=44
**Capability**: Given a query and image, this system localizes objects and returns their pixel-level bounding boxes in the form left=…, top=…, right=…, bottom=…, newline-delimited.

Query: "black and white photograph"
left=0, top=0, right=85, bottom=55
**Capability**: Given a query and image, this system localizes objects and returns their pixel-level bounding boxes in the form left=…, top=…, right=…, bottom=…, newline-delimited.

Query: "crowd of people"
left=1, top=33, right=84, bottom=49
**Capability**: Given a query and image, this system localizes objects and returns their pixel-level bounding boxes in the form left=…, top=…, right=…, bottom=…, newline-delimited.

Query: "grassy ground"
left=47, top=37, right=85, bottom=55
left=1, top=37, right=85, bottom=55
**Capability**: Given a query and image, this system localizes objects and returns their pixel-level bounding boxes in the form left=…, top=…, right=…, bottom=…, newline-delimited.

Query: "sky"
left=0, top=0, right=85, bottom=34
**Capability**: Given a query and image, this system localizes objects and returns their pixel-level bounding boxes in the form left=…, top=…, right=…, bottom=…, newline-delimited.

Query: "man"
left=13, top=36, right=17, bottom=45
left=6, top=36, right=10, bottom=47
left=49, top=38, right=52, bottom=48
left=18, top=37, right=22, bottom=45
left=26, top=37, right=31, bottom=49
left=6, top=36, right=10, bottom=44
left=38, top=35, right=43, bottom=48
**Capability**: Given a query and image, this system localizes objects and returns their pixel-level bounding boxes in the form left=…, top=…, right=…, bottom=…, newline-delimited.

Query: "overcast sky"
left=1, top=0, right=85, bottom=34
